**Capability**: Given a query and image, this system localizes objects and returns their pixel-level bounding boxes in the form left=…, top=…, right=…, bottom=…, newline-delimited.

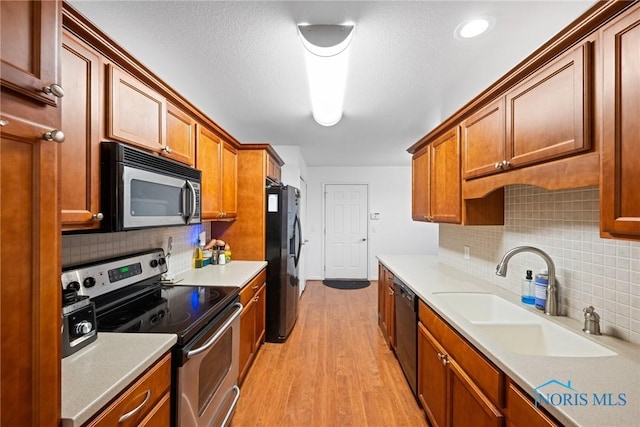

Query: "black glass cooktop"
left=94, top=284, right=239, bottom=345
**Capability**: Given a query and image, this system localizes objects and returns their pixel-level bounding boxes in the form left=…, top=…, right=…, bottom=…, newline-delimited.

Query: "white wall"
left=306, top=166, right=438, bottom=280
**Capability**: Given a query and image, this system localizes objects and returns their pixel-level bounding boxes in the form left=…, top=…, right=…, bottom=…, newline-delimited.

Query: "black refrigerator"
left=265, top=184, right=301, bottom=342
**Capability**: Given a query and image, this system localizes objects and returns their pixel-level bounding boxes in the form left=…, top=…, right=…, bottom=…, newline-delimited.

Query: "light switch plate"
left=370, top=212, right=380, bottom=220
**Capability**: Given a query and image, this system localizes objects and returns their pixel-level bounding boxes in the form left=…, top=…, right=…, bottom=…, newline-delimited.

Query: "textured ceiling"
left=68, top=0, right=595, bottom=166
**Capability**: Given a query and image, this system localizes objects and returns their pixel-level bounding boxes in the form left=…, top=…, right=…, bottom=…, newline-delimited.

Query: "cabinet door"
left=107, top=65, right=166, bottom=151
left=221, top=141, right=238, bottom=218
left=197, top=125, right=222, bottom=219
left=60, top=31, right=103, bottom=231
left=506, top=382, right=559, bottom=427
left=238, top=298, right=256, bottom=383
left=267, top=154, right=281, bottom=182
left=505, top=42, right=592, bottom=168
left=462, top=98, right=505, bottom=179
left=378, top=264, right=387, bottom=327
left=412, top=145, right=430, bottom=221
left=1, top=0, right=61, bottom=106
left=601, top=5, right=640, bottom=238
left=418, top=323, right=448, bottom=427
left=449, top=359, right=504, bottom=427
left=431, top=127, right=461, bottom=223
left=254, top=282, right=266, bottom=349
left=165, top=102, right=196, bottom=166
left=386, top=274, right=396, bottom=349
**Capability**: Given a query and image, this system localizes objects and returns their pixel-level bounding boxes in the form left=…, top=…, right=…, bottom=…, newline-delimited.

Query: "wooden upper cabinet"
left=412, top=145, right=430, bottom=221
left=431, top=127, right=461, bottom=223
left=221, top=142, right=238, bottom=219
left=505, top=41, right=592, bottom=169
left=165, top=102, right=196, bottom=166
left=601, top=4, right=640, bottom=239
left=1, top=0, right=61, bottom=106
left=462, top=98, right=506, bottom=179
left=266, top=154, right=282, bottom=183
left=462, top=42, right=592, bottom=181
left=412, top=127, right=461, bottom=223
left=107, top=65, right=166, bottom=152
left=60, top=31, right=103, bottom=231
left=197, top=125, right=223, bottom=219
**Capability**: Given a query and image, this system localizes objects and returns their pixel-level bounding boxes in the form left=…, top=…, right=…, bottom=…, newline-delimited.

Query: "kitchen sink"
left=432, top=292, right=617, bottom=358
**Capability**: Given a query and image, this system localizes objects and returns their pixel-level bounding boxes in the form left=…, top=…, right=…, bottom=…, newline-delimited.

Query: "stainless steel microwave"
left=101, top=142, right=201, bottom=231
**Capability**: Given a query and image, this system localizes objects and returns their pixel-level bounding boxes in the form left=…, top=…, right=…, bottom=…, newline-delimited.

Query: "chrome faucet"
left=496, top=246, right=558, bottom=316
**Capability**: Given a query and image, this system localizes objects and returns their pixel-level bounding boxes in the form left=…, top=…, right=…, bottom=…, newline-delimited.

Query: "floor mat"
left=322, top=279, right=370, bottom=290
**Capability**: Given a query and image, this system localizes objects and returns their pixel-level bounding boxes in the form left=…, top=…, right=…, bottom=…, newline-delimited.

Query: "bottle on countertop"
left=534, top=269, right=549, bottom=311
left=521, top=270, right=535, bottom=305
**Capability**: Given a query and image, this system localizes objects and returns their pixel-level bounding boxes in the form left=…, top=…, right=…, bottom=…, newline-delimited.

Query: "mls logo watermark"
left=533, top=379, right=627, bottom=408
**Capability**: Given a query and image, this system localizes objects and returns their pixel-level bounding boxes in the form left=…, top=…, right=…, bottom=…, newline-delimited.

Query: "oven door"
left=176, top=301, right=242, bottom=427
left=122, top=165, right=199, bottom=229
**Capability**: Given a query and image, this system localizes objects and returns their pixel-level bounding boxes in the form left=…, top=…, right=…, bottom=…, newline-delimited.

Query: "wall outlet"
left=464, top=245, right=470, bottom=260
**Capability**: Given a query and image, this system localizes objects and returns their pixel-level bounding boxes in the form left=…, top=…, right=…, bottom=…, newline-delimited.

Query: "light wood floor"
left=231, top=280, right=428, bottom=427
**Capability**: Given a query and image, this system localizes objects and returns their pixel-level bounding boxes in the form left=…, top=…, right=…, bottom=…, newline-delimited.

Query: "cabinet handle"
left=118, top=389, right=151, bottom=423
left=494, top=162, right=503, bottom=169
left=251, top=285, right=259, bottom=291
left=163, top=146, right=172, bottom=154
left=43, top=83, right=65, bottom=98
left=92, top=212, right=104, bottom=221
left=0, top=119, right=8, bottom=127
left=501, top=159, right=511, bottom=168
left=43, top=129, right=65, bottom=143
left=437, top=352, right=445, bottom=360
left=388, top=289, right=394, bottom=295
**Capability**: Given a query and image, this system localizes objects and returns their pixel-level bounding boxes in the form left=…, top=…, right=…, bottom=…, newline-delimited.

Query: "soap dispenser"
left=521, top=270, right=535, bottom=305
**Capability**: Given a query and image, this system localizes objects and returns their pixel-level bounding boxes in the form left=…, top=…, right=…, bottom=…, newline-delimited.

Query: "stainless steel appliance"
left=265, top=184, right=301, bottom=342
left=61, top=288, right=97, bottom=358
left=101, top=141, right=201, bottom=231
left=61, top=249, right=242, bottom=427
left=394, top=277, right=418, bottom=396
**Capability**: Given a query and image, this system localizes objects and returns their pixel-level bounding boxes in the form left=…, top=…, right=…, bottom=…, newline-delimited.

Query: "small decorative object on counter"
left=582, top=306, right=601, bottom=335
left=224, top=244, right=231, bottom=263
left=534, top=270, right=548, bottom=311
left=521, top=269, right=535, bottom=305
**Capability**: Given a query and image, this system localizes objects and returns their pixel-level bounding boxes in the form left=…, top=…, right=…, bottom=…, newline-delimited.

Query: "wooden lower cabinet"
left=377, top=263, right=395, bottom=349
left=418, top=301, right=504, bottom=427
left=506, top=381, right=559, bottom=427
left=238, top=269, right=267, bottom=384
left=87, top=353, right=171, bottom=427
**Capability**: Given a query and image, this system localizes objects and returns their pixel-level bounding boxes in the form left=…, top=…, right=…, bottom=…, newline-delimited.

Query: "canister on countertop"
left=534, top=270, right=548, bottom=310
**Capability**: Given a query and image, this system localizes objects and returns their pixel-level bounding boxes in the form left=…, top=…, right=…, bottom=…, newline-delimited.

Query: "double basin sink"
left=432, top=292, right=616, bottom=358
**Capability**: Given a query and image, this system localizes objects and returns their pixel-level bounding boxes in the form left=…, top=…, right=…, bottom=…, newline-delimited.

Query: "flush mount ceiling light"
left=297, top=23, right=355, bottom=127
left=454, top=16, right=495, bottom=40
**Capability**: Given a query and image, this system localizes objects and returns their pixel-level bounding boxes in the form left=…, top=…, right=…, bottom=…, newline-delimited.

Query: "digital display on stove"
left=108, top=262, right=142, bottom=283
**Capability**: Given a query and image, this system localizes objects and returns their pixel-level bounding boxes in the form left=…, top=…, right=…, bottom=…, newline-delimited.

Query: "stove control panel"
left=61, top=249, right=168, bottom=300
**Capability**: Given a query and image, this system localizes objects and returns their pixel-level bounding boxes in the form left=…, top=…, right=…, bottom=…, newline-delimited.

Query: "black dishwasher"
left=394, top=276, right=418, bottom=396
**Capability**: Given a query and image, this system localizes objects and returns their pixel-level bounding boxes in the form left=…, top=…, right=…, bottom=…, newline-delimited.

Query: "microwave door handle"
left=184, top=180, right=197, bottom=224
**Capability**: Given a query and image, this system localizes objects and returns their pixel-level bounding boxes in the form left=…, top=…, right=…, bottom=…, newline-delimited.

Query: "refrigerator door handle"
left=293, top=214, right=302, bottom=268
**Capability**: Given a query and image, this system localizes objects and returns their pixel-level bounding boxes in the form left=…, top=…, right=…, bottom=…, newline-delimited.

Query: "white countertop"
left=377, top=254, right=640, bottom=427
left=61, top=333, right=176, bottom=427
left=174, top=260, right=267, bottom=287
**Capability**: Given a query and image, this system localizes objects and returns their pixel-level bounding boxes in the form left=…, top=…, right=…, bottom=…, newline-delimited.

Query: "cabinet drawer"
left=240, top=269, right=267, bottom=306
left=87, top=353, right=171, bottom=427
left=419, top=301, right=504, bottom=406
left=507, top=381, right=559, bottom=427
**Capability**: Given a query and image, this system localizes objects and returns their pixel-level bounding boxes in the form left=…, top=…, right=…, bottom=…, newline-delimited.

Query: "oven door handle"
left=220, top=385, right=241, bottom=427
left=184, top=179, right=197, bottom=224
left=186, top=302, right=243, bottom=359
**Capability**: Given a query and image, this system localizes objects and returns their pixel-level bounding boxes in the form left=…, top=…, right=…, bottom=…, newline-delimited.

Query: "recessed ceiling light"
left=455, top=17, right=494, bottom=40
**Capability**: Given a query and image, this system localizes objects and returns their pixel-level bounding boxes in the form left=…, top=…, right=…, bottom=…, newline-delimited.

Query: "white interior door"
left=324, top=184, right=368, bottom=279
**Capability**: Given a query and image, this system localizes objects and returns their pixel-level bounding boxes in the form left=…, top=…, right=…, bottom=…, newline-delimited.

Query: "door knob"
left=43, top=83, right=65, bottom=98
left=361, top=238, right=367, bottom=242
left=43, top=129, right=65, bottom=143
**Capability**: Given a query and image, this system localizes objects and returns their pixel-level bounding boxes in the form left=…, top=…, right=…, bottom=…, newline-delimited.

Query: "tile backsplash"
left=62, top=223, right=210, bottom=278
left=439, top=185, right=640, bottom=344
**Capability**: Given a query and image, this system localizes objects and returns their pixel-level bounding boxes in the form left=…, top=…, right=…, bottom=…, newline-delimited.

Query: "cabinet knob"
left=252, top=285, right=259, bottom=291
left=0, top=119, right=8, bottom=127
left=253, top=296, right=259, bottom=302
left=92, top=212, right=104, bottom=221
left=43, top=83, right=65, bottom=98
left=163, top=146, right=172, bottom=154
left=43, top=129, right=65, bottom=143
left=501, top=159, right=511, bottom=168
left=494, top=162, right=503, bottom=169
